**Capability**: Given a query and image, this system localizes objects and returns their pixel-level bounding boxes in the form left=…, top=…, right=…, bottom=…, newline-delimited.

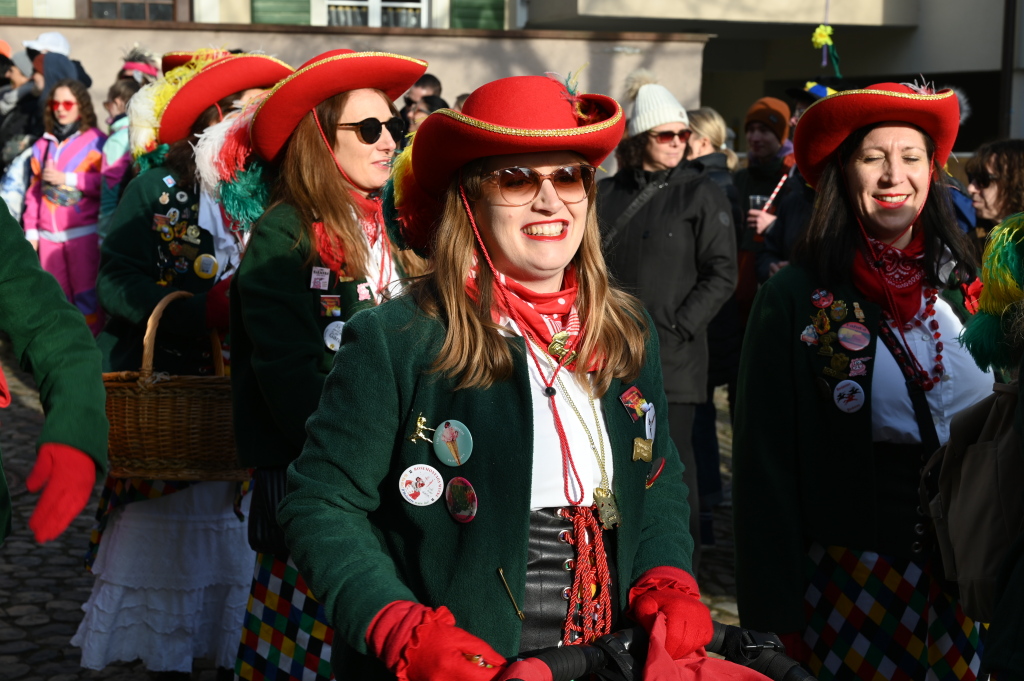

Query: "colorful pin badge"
left=619, top=386, right=647, bottom=422
left=167, top=207, right=180, bottom=225
left=311, top=266, right=330, bottom=291
left=320, top=295, right=342, bottom=317
left=800, top=324, right=819, bottom=346
left=829, top=300, right=847, bottom=322
left=812, top=309, right=831, bottom=335
left=853, top=302, right=866, bottom=322
left=849, top=356, right=871, bottom=377
left=399, top=464, right=443, bottom=506
left=837, top=322, right=870, bottom=352
left=194, top=254, right=218, bottom=279
left=162, top=175, right=176, bottom=188
left=175, top=191, right=188, bottom=203
left=183, top=224, right=202, bottom=245
left=644, top=403, right=656, bottom=441
left=833, top=379, right=865, bottom=414
left=646, top=457, right=666, bottom=489
left=811, top=289, right=833, bottom=309
left=632, top=438, right=653, bottom=462
left=159, top=191, right=170, bottom=205
left=323, top=320, right=345, bottom=351
left=409, top=414, right=474, bottom=466
left=446, top=477, right=478, bottom=523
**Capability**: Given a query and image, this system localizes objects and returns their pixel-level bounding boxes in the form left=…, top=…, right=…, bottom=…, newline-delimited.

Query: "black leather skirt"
left=518, top=508, right=620, bottom=655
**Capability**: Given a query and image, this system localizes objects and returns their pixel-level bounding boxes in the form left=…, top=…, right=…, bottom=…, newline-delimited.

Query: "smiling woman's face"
left=845, top=123, right=932, bottom=245
left=472, top=150, right=590, bottom=294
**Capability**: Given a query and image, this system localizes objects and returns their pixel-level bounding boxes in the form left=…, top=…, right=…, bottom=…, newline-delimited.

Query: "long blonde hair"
left=408, top=158, right=649, bottom=396
left=687, top=107, right=738, bottom=170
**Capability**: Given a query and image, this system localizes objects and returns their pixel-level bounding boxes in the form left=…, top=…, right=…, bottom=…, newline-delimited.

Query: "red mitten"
left=204, top=275, right=232, bottom=331
left=493, top=658, right=553, bottom=681
left=627, top=566, right=713, bottom=659
left=366, top=600, right=506, bottom=681
left=26, top=443, right=96, bottom=543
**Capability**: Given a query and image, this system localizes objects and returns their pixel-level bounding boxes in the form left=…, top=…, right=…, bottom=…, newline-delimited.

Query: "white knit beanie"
left=625, top=70, right=688, bottom=137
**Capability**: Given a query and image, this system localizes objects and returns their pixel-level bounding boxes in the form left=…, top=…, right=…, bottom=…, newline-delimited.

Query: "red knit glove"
left=26, top=443, right=96, bottom=543
left=204, top=275, right=232, bottom=331
left=626, top=566, right=713, bottom=659
left=366, top=600, right=507, bottom=681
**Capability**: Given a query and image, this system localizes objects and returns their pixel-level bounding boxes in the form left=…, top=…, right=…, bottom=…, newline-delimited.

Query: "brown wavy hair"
left=43, top=78, right=97, bottom=133
left=407, top=158, right=649, bottom=395
left=966, top=139, right=1024, bottom=220
left=265, top=88, right=425, bottom=279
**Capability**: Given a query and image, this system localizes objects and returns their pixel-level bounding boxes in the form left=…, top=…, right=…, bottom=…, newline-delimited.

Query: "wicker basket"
left=103, top=290, right=248, bottom=481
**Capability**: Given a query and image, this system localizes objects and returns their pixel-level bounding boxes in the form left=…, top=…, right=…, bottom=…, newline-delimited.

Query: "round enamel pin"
left=323, top=320, right=345, bottom=351
left=838, top=322, right=871, bottom=352
left=445, top=477, right=478, bottom=522
left=811, top=289, right=833, bottom=309
left=433, top=420, right=473, bottom=466
left=175, top=191, right=188, bottom=203
left=399, top=464, right=443, bottom=506
left=193, top=254, right=218, bottom=279
left=833, top=379, right=865, bottom=414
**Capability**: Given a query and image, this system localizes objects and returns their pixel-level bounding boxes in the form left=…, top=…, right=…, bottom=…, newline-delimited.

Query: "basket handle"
left=141, top=290, right=227, bottom=379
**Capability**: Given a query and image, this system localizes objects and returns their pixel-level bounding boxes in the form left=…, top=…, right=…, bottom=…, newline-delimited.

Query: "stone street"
left=0, top=341, right=739, bottom=679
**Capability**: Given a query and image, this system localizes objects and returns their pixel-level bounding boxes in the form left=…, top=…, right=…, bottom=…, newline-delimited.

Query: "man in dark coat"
left=599, top=75, right=736, bottom=573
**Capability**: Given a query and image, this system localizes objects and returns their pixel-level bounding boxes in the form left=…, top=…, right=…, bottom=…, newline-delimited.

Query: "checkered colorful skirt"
left=802, top=544, right=983, bottom=681
left=234, top=553, right=335, bottom=681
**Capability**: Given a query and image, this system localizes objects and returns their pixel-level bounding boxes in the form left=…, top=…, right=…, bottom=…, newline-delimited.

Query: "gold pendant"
left=593, top=487, right=621, bottom=530
left=632, top=437, right=653, bottom=462
left=548, top=331, right=578, bottom=366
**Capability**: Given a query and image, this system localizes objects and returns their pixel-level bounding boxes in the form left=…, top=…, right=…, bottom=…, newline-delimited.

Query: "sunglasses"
left=51, top=100, right=76, bottom=112
left=337, top=117, right=405, bottom=145
left=482, top=164, right=596, bottom=206
left=968, top=171, right=1000, bottom=189
left=649, top=129, right=692, bottom=144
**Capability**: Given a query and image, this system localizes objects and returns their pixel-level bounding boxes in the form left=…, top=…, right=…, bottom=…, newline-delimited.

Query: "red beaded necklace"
left=879, top=287, right=945, bottom=391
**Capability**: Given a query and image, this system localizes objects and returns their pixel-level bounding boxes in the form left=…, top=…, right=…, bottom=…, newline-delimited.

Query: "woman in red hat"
left=273, top=74, right=770, bottom=681
left=733, top=83, right=992, bottom=680
left=227, top=49, right=429, bottom=681
left=71, top=51, right=293, bottom=678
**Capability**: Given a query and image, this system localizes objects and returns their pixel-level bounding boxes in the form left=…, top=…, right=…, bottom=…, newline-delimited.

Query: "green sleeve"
left=96, top=171, right=207, bottom=333
left=0, top=206, right=108, bottom=471
left=279, top=310, right=417, bottom=655
left=235, top=209, right=330, bottom=452
left=732, top=273, right=806, bottom=633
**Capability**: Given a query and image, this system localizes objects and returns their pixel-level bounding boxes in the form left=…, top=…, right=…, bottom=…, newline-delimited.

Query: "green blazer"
left=278, top=296, right=693, bottom=676
left=231, top=203, right=379, bottom=469
left=733, top=263, right=966, bottom=635
left=0, top=205, right=108, bottom=540
left=96, top=167, right=221, bottom=374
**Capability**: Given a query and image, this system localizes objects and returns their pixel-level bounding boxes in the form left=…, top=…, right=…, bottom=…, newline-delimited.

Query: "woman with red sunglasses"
left=22, top=77, right=106, bottom=334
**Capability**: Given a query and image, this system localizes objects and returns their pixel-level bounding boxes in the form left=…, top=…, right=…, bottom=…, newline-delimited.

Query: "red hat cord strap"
left=311, top=107, right=377, bottom=195
left=457, top=181, right=585, bottom=507
left=214, top=102, right=224, bottom=123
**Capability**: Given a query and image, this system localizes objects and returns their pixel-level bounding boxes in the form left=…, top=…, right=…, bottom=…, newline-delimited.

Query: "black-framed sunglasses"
left=968, top=171, right=1000, bottom=189
left=337, top=117, right=406, bottom=145
left=648, top=129, right=692, bottom=145
left=481, top=164, right=596, bottom=206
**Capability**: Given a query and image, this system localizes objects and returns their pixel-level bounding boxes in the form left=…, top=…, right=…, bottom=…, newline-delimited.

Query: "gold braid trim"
left=802, top=87, right=956, bottom=118
left=432, top=105, right=623, bottom=137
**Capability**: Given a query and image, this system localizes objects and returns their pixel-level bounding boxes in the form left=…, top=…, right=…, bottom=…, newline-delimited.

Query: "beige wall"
left=1, top=23, right=707, bottom=126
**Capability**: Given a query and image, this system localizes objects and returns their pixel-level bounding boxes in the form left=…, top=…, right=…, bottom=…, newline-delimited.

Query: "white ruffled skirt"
left=71, top=481, right=255, bottom=672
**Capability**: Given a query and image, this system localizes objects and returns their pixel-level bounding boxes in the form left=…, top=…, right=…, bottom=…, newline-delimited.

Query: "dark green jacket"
left=732, top=264, right=966, bottom=634
left=231, top=203, right=377, bottom=468
left=278, top=296, right=693, bottom=676
left=96, top=167, right=220, bottom=374
left=0, top=205, right=108, bottom=540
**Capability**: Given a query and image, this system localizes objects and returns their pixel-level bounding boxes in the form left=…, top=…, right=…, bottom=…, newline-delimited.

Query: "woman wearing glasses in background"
left=598, top=70, right=737, bottom=577
left=966, top=140, right=1024, bottom=233
left=229, top=50, right=428, bottom=681
left=23, top=78, right=106, bottom=335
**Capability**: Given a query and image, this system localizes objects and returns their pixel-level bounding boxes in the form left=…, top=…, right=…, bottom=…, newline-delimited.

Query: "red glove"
left=26, top=443, right=96, bottom=543
left=626, top=566, right=713, bottom=659
left=493, top=659, right=552, bottom=681
left=204, top=275, right=232, bottom=331
left=366, top=600, right=506, bottom=681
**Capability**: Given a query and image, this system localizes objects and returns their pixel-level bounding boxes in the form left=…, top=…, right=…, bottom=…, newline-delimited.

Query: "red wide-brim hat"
left=160, top=54, right=294, bottom=146
left=794, top=82, right=960, bottom=189
left=249, top=49, right=428, bottom=164
left=387, top=75, right=624, bottom=255
left=161, top=50, right=229, bottom=74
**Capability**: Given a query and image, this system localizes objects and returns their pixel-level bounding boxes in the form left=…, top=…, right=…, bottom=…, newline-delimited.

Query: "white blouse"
left=871, top=293, right=993, bottom=444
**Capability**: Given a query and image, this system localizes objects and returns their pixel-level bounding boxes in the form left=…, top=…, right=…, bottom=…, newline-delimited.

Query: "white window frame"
left=322, top=0, right=434, bottom=28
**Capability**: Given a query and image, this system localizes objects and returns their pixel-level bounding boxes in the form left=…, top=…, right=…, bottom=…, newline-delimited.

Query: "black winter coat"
left=756, top=173, right=815, bottom=283
left=598, top=164, right=737, bottom=404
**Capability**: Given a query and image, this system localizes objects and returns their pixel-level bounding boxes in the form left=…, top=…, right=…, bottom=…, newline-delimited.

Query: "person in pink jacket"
left=23, top=77, right=106, bottom=335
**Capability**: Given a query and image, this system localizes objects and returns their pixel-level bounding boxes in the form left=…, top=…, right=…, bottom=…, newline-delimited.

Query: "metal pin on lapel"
left=497, top=567, right=525, bottom=621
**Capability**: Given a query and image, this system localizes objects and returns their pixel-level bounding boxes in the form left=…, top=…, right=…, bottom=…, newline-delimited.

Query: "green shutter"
left=0, top=0, right=16, bottom=16
left=450, top=0, right=504, bottom=29
left=252, top=0, right=310, bottom=24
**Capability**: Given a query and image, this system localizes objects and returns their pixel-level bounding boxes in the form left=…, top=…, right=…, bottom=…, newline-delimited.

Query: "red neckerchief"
left=466, top=265, right=583, bottom=367
left=851, top=226, right=926, bottom=325
left=312, top=191, right=389, bottom=281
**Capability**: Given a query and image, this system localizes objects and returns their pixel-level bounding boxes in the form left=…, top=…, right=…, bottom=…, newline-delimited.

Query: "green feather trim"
left=219, top=162, right=269, bottom=233
left=380, top=176, right=407, bottom=251
left=962, top=311, right=1015, bottom=371
left=979, top=212, right=1024, bottom=315
left=134, top=144, right=169, bottom=173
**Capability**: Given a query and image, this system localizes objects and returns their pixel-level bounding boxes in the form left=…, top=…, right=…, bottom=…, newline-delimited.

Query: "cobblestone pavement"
left=0, top=341, right=740, bottom=679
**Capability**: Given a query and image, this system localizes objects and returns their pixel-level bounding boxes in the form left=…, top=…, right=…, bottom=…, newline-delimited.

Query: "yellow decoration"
left=978, top=214, right=1024, bottom=316
left=390, top=133, right=416, bottom=209
left=812, top=24, right=834, bottom=49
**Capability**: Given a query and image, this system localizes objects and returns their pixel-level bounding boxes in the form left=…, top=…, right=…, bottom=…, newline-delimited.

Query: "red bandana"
left=851, top=226, right=926, bottom=325
left=465, top=266, right=584, bottom=368
left=312, top=191, right=389, bottom=277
